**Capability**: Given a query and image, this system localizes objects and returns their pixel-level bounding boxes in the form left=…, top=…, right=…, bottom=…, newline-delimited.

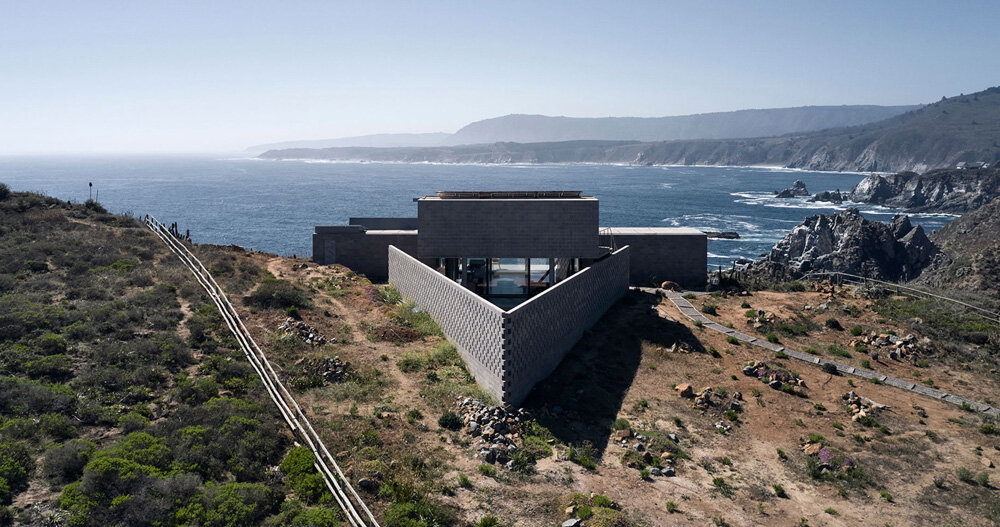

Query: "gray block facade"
left=388, top=245, right=630, bottom=406
left=313, top=226, right=420, bottom=281
left=417, top=197, right=601, bottom=258
left=388, top=246, right=507, bottom=398
left=503, top=246, right=630, bottom=405
left=600, top=227, right=706, bottom=288
left=349, top=217, right=419, bottom=230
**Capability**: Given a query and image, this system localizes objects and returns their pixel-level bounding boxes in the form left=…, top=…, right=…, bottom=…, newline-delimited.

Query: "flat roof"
left=365, top=229, right=418, bottom=235
left=601, top=227, right=705, bottom=235
left=435, top=190, right=583, bottom=199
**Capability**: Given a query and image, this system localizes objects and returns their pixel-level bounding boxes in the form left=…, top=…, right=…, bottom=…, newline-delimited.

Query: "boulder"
left=802, top=443, right=823, bottom=456
left=776, top=180, right=809, bottom=198
left=746, top=208, right=939, bottom=281
left=676, top=384, right=694, bottom=398
left=809, top=190, right=845, bottom=204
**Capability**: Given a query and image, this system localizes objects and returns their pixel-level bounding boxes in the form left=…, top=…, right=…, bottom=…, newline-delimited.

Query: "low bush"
left=244, top=277, right=310, bottom=310
left=825, top=318, right=842, bottom=330
left=702, top=304, right=718, bottom=316
left=438, top=411, right=462, bottom=431
left=42, top=439, right=95, bottom=482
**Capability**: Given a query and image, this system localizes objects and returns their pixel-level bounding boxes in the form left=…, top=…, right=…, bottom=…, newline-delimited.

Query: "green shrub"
left=567, top=443, right=597, bottom=470
left=665, top=500, right=678, bottom=513
left=118, top=412, right=149, bottom=433
left=475, top=516, right=502, bottom=527
left=957, top=466, right=974, bottom=483
left=726, top=335, right=739, bottom=345
left=244, top=277, right=310, bottom=310
left=827, top=345, right=850, bottom=358
left=880, top=491, right=893, bottom=502
left=824, top=318, right=842, bottom=330
left=392, top=302, right=442, bottom=336
left=850, top=326, right=864, bottom=336
left=0, top=440, right=34, bottom=503
left=773, top=484, right=787, bottom=497
left=477, top=464, right=497, bottom=477
left=438, top=411, right=462, bottom=431
left=977, top=472, right=990, bottom=486
left=40, top=413, right=77, bottom=440
left=0, top=183, right=10, bottom=201
left=776, top=449, right=787, bottom=460
left=702, top=304, right=718, bottom=316
left=42, top=439, right=95, bottom=482
left=712, top=477, right=734, bottom=498
left=612, top=418, right=631, bottom=430
left=458, top=473, right=471, bottom=488
left=980, top=423, right=999, bottom=435
left=822, top=363, right=839, bottom=375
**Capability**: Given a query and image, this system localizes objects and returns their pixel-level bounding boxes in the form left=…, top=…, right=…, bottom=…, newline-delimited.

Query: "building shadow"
left=520, top=289, right=705, bottom=458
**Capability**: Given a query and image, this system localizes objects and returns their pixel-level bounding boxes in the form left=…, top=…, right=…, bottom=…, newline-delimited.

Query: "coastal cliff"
left=847, top=168, right=1000, bottom=213
left=260, top=86, right=1000, bottom=173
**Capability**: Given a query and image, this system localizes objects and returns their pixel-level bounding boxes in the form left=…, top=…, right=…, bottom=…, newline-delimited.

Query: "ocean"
left=0, top=156, right=957, bottom=268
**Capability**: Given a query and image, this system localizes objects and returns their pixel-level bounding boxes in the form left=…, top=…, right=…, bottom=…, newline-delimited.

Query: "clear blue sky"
left=2, top=1, right=998, bottom=154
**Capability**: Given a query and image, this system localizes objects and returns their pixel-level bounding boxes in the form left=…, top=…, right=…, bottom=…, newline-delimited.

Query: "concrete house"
left=313, top=191, right=706, bottom=405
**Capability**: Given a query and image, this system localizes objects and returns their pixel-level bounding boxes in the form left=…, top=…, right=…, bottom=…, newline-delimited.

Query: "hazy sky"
left=2, top=1, right=998, bottom=154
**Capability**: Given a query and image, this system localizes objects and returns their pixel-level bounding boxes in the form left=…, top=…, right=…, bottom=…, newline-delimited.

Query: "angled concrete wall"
left=503, top=246, right=630, bottom=405
left=600, top=227, right=706, bottom=288
left=388, top=246, right=507, bottom=399
left=388, top=245, right=630, bottom=406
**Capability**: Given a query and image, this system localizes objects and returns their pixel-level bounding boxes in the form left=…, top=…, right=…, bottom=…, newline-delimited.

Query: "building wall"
left=502, top=246, right=630, bottom=405
left=388, top=246, right=507, bottom=400
left=313, top=227, right=419, bottom=281
left=349, top=217, right=419, bottom=230
left=600, top=228, right=706, bottom=288
left=417, top=198, right=601, bottom=258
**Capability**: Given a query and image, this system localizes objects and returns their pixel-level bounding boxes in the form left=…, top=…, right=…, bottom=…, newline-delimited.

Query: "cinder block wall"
left=388, top=245, right=630, bottom=406
left=349, top=217, right=419, bottom=230
left=502, top=246, right=630, bottom=405
left=417, top=198, right=600, bottom=258
left=388, top=246, right=507, bottom=400
left=314, top=228, right=419, bottom=281
left=599, top=231, right=706, bottom=288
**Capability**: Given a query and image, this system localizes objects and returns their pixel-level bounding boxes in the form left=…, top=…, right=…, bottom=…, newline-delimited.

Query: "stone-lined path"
left=656, top=289, right=1000, bottom=418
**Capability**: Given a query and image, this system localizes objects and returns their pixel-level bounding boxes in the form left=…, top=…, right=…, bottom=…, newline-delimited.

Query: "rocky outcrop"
left=809, top=190, right=844, bottom=204
left=775, top=180, right=809, bottom=198
left=916, top=195, right=1000, bottom=294
left=847, top=168, right=1000, bottom=213
left=748, top=209, right=938, bottom=281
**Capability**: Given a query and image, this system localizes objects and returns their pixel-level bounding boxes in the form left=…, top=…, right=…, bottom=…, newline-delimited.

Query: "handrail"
left=144, top=215, right=379, bottom=527
left=802, top=270, right=1000, bottom=324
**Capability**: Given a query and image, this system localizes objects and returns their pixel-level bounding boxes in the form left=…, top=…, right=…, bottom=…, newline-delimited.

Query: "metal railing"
left=802, top=270, right=1000, bottom=324
left=144, top=215, right=379, bottom=527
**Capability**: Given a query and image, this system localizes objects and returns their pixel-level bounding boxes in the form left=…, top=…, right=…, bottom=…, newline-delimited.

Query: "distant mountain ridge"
left=259, top=87, right=1000, bottom=173
left=449, top=106, right=919, bottom=144
left=248, top=104, right=917, bottom=152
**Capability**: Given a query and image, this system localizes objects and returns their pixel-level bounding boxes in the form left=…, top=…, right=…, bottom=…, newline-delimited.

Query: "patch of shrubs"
left=244, top=276, right=311, bottom=310
left=438, top=411, right=462, bottom=431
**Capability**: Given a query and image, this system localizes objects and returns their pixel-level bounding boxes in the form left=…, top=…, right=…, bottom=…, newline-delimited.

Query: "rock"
left=562, top=520, right=582, bottom=527
left=357, top=478, right=378, bottom=493
left=848, top=170, right=1000, bottom=214
left=743, top=365, right=757, bottom=376
left=729, top=400, right=742, bottom=412
left=650, top=467, right=663, bottom=477
left=564, top=506, right=575, bottom=516
left=775, top=180, right=809, bottom=198
left=668, top=433, right=678, bottom=443
left=802, top=443, right=823, bottom=456
left=676, top=384, right=694, bottom=398
left=660, top=451, right=674, bottom=460
left=809, top=190, right=844, bottom=204
left=745, top=208, right=940, bottom=281
left=614, top=429, right=632, bottom=440
left=661, top=466, right=676, bottom=477
left=983, top=457, right=995, bottom=469
left=705, top=231, right=740, bottom=239
left=768, top=380, right=782, bottom=389
left=660, top=280, right=682, bottom=291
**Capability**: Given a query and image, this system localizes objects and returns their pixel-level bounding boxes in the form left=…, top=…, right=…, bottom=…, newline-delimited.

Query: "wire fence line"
left=802, top=270, right=1000, bottom=324
left=144, top=215, right=380, bottom=527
